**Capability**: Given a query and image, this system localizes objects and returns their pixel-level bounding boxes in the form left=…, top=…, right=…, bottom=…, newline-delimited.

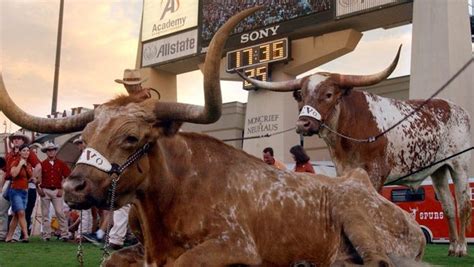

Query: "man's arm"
left=57, top=160, right=71, bottom=198
left=31, top=163, right=41, bottom=185
left=0, top=170, right=5, bottom=188
left=36, top=162, right=46, bottom=197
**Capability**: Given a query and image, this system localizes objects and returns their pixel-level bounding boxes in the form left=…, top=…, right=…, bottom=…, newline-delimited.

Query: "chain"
left=384, top=146, right=474, bottom=186
left=321, top=124, right=375, bottom=143
left=101, top=176, right=119, bottom=265
left=76, top=210, right=84, bottom=266
left=72, top=142, right=149, bottom=266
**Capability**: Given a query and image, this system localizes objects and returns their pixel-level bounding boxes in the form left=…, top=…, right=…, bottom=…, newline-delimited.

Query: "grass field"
left=0, top=238, right=473, bottom=266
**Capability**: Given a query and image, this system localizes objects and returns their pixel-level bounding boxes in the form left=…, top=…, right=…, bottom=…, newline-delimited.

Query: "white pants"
left=0, top=182, right=20, bottom=240
left=40, top=188, right=68, bottom=239
left=109, top=205, right=130, bottom=245
left=75, top=209, right=92, bottom=239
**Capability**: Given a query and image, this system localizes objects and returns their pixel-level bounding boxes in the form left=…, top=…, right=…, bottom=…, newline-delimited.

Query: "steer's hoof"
left=448, top=242, right=467, bottom=257
left=454, top=243, right=468, bottom=257
left=448, top=243, right=456, bottom=256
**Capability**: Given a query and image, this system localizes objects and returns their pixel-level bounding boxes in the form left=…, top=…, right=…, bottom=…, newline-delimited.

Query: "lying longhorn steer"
left=239, top=47, right=472, bottom=257
left=0, top=7, right=425, bottom=266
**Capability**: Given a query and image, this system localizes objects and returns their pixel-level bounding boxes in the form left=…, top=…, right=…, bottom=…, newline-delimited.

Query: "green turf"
left=0, top=237, right=103, bottom=267
left=422, top=244, right=474, bottom=266
left=0, top=238, right=473, bottom=266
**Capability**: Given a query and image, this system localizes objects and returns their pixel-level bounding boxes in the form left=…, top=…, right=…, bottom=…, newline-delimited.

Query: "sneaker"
left=123, top=236, right=139, bottom=247
left=108, top=243, right=123, bottom=251
left=82, top=233, right=103, bottom=245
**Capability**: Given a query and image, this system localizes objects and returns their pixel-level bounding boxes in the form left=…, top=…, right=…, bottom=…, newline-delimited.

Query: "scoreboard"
left=226, top=38, right=289, bottom=90
left=226, top=38, right=288, bottom=71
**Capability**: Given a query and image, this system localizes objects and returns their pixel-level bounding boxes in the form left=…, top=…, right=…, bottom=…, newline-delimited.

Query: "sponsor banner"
left=142, top=0, right=198, bottom=41
left=142, top=29, right=198, bottom=67
left=336, top=0, right=398, bottom=17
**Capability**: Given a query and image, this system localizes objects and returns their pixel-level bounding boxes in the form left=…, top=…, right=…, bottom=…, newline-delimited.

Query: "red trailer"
left=381, top=178, right=474, bottom=243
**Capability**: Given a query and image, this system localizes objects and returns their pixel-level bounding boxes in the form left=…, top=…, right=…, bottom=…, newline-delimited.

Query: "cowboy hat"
left=9, top=131, right=30, bottom=144
left=41, top=141, right=59, bottom=152
left=114, top=69, right=148, bottom=85
left=72, top=136, right=83, bottom=144
left=29, top=142, right=43, bottom=150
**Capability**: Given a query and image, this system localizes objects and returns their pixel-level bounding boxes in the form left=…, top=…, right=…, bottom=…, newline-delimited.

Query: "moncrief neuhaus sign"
left=246, top=114, right=280, bottom=135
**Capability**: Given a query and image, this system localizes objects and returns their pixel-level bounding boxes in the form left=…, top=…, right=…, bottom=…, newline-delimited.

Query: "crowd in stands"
left=201, top=0, right=332, bottom=44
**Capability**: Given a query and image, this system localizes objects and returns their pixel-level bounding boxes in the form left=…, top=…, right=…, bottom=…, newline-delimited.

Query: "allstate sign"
left=142, top=29, right=198, bottom=67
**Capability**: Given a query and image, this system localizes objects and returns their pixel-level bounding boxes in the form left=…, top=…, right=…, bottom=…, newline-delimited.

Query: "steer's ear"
left=292, top=90, right=302, bottom=102
left=341, top=86, right=353, bottom=96
left=154, top=120, right=183, bottom=137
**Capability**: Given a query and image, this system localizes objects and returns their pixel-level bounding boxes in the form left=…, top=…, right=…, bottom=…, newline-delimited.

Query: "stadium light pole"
left=51, top=0, right=64, bottom=114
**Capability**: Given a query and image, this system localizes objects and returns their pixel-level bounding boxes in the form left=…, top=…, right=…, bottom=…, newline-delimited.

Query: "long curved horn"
left=151, top=6, right=263, bottom=124
left=331, top=45, right=402, bottom=87
left=236, top=71, right=303, bottom=92
left=0, top=73, right=94, bottom=133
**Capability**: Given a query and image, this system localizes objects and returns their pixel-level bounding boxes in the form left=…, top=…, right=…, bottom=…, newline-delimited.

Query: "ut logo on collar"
left=77, top=148, right=113, bottom=173
left=160, top=0, right=180, bottom=20
left=85, top=149, right=104, bottom=166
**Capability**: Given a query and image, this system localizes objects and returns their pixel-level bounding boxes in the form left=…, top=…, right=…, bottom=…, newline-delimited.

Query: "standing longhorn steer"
left=238, top=48, right=472, bottom=257
left=0, top=8, right=427, bottom=266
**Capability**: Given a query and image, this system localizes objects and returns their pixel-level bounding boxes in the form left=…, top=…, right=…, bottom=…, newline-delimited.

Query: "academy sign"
left=142, top=0, right=198, bottom=41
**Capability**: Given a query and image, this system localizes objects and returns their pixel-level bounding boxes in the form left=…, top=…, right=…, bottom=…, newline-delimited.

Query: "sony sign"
left=142, top=29, right=198, bottom=67
left=240, top=25, right=280, bottom=43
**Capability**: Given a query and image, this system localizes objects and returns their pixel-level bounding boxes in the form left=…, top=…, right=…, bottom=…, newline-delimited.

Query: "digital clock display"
left=226, top=38, right=288, bottom=72
left=242, top=64, right=269, bottom=90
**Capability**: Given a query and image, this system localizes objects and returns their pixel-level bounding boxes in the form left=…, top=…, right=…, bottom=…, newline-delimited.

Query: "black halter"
left=108, top=143, right=151, bottom=177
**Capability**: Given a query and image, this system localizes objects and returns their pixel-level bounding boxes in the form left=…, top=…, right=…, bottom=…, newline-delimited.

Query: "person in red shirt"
left=5, top=144, right=32, bottom=242
left=0, top=131, right=41, bottom=242
left=38, top=141, right=71, bottom=241
left=290, top=145, right=316, bottom=174
left=262, top=147, right=287, bottom=171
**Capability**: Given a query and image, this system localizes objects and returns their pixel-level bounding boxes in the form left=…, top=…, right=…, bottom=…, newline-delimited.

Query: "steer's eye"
left=326, top=93, right=333, bottom=99
left=125, top=135, right=139, bottom=144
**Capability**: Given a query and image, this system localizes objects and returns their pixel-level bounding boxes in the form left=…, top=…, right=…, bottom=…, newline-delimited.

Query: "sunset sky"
left=1, top=0, right=469, bottom=133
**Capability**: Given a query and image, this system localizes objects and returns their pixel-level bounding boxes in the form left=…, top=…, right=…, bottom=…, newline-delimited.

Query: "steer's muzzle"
left=296, top=117, right=321, bottom=136
left=63, top=174, right=95, bottom=210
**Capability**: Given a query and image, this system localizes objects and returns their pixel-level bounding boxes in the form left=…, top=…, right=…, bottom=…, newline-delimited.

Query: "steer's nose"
left=296, top=119, right=311, bottom=133
left=63, top=175, right=88, bottom=194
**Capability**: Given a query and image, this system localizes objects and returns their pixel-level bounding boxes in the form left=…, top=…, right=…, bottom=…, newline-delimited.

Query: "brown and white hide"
left=65, top=105, right=426, bottom=266
left=239, top=49, right=471, bottom=257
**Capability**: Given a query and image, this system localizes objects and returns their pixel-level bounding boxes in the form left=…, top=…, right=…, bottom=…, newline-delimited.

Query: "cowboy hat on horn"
left=41, top=141, right=59, bottom=153
left=9, top=130, right=30, bottom=144
left=114, top=69, right=148, bottom=85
